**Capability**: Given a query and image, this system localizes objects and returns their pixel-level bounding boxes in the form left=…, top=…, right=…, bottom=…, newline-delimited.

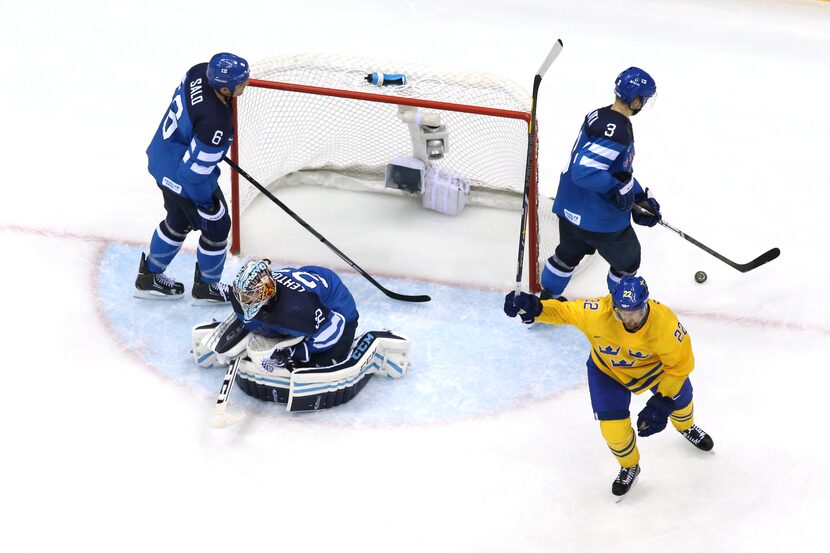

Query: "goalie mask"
left=233, top=259, right=277, bottom=321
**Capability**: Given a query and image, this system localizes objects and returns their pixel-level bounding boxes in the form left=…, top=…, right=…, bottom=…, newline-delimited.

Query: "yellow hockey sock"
left=670, top=401, right=694, bottom=432
left=600, top=418, right=640, bottom=467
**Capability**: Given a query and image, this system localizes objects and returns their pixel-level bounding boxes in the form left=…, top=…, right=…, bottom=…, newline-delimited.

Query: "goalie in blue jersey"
left=191, top=260, right=411, bottom=411
left=230, top=259, right=361, bottom=371
left=505, top=275, right=713, bottom=499
left=134, top=53, right=249, bottom=304
left=542, top=67, right=662, bottom=300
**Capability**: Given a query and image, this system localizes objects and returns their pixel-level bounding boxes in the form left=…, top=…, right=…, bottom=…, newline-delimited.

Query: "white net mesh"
left=231, top=53, right=559, bottom=290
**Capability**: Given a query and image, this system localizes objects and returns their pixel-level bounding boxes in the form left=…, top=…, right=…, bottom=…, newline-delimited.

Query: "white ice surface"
left=3, top=1, right=830, bottom=551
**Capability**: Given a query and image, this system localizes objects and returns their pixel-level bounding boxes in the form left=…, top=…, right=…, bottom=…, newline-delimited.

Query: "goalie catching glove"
left=259, top=339, right=307, bottom=372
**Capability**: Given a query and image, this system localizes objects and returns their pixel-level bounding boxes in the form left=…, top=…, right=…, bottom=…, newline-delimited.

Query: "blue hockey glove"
left=611, top=173, right=635, bottom=211
left=503, top=292, right=543, bottom=324
left=632, top=188, right=662, bottom=227
left=636, top=393, right=676, bottom=437
left=197, top=197, right=230, bottom=236
left=260, top=347, right=296, bottom=372
left=503, top=293, right=521, bottom=317
left=198, top=196, right=222, bottom=216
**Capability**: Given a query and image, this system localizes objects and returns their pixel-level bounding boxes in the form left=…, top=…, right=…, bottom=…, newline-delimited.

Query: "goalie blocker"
left=192, top=320, right=410, bottom=412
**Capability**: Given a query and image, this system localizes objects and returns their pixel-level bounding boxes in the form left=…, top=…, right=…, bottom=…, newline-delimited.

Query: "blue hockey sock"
left=607, top=269, right=634, bottom=293
left=541, top=256, right=574, bottom=297
left=147, top=224, right=185, bottom=273
left=196, top=237, right=227, bottom=283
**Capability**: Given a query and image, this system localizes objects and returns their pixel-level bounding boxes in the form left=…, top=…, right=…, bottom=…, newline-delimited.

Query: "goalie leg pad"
left=235, top=358, right=292, bottom=403
left=201, top=312, right=252, bottom=365
left=369, top=330, right=411, bottom=379
left=287, top=330, right=410, bottom=412
left=232, top=335, right=307, bottom=403
left=192, top=320, right=222, bottom=368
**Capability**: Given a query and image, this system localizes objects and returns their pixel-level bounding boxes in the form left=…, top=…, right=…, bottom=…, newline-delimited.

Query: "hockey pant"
left=541, top=216, right=641, bottom=296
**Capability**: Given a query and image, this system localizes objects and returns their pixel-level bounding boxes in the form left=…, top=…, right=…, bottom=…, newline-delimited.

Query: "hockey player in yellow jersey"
left=504, top=275, right=713, bottom=500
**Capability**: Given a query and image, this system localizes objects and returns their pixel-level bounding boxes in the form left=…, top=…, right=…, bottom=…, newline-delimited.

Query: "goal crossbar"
left=228, top=75, right=542, bottom=292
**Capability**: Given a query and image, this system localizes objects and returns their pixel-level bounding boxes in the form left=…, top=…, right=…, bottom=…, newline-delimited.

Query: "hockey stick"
left=514, top=39, right=564, bottom=294
left=634, top=204, right=780, bottom=272
left=224, top=156, right=431, bottom=303
left=211, top=356, right=245, bottom=429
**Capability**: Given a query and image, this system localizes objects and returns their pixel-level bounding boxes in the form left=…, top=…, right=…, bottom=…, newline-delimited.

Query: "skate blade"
left=133, top=290, right=185, bottom=300
left=192, top=297, right=231, bottom=306
left=613, top=477, right=639, bottom=503
left=210, top=413, right=246, bottom=429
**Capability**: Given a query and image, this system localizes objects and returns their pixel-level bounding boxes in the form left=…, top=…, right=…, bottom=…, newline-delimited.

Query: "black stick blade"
left=738, top=247, right=780, bottom=273
left=383, top=291, right=432, bottom=303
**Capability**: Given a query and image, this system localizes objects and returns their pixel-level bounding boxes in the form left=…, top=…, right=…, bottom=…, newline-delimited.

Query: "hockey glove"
left=260, top=347, right=296, bottom=372
left=632, top=188, right=662, bottom=227
left=503, top=292, right=543, bottom=324
left=611, top=172, right=635, bottom=211
left=197, top=197, right=230, bottom=237
left=636, top=393, right=677, bottom=437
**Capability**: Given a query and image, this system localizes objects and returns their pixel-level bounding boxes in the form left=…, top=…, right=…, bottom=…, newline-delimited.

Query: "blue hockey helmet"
left=207, top=52, right=250, bottom=92
left=614, top=67, right=657, bottom=105
left=612, top=275, right=650, bottom=311
left=612, top=275, right=650, bottom=330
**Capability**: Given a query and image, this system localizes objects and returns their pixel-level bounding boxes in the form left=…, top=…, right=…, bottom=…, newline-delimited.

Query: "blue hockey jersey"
left=230, top=266, right=359, bottom=358
left=553, top=106, right=645, bottom=233
left=146, top=63, right=234, bottom=209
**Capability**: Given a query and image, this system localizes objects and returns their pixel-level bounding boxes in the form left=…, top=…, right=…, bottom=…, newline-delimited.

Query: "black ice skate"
left=134, top=252, right=184, bottom=300
left=192, top=263, right=231, bottom=305
left=612, top=464, right=641, bottom=501
left=681, top=425, right=714, bottom=452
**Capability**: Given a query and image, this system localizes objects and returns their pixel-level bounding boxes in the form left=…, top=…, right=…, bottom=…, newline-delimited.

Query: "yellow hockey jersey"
left=536, top=296, right=694, bottom=398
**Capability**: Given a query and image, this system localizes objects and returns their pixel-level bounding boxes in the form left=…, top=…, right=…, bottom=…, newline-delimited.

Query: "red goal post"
left=228, top=53, right=553, bottom=292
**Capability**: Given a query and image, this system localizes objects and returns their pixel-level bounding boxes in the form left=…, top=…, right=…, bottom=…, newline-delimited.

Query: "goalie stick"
left=633, top=204, right=780, bottom=273
left=514, top=39, right=564, bottom=294
left=224, top=156, right=431, bottom=303
left=210, top=356, right=245, bottom=429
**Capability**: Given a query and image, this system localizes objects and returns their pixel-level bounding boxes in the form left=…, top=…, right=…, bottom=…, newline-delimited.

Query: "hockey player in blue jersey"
left=134, top=52, right=250, bottom=304
left=541, top=67, right=662, bottom=300
left=229, top=259, right=360, bottom=371
left=191, top=259, right=412, bottom=411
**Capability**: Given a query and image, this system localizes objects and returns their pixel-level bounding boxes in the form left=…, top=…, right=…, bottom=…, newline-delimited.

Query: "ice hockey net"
left=228, top=53, right=558, bottom=292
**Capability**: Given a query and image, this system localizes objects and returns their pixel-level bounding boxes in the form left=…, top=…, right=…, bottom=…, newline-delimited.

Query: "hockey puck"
left=694, top=271, right=708, bottom=284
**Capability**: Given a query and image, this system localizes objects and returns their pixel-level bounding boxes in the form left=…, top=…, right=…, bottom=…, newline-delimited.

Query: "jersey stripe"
left=312, top=311, right=346, bottom=349
left=197, top=150, right=224, bottom=162
left=578, top=157, right=610, bottom=170
left=587, top=142, right=621, bottom=160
